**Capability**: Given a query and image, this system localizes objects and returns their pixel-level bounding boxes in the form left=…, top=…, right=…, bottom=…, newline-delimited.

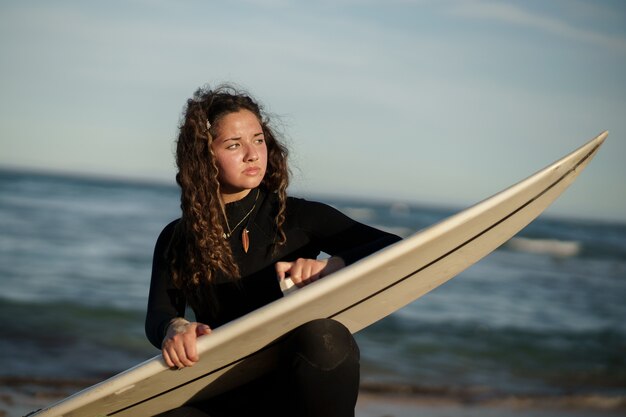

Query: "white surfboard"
left=29, top=131, right=607, bottom=417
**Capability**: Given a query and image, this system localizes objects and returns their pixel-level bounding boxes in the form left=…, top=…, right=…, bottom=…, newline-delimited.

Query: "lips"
left=243, top=166, right=261, bottom=176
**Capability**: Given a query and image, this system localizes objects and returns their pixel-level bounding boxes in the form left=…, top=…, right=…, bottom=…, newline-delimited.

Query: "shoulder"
left=259, top=192, right=330, bottom=216
left=285, top=195, right=335, bottom=210
left=285, top=195, right=336, bottom=216
left=158, top=218, right=180, bottom=240
left=284, top=196, right=351, bottom=228
left=153, top=218, right=180, bottom=257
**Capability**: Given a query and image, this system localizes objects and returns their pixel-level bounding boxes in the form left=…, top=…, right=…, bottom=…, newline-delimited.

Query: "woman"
left=146, top=84, right=401, bottom=417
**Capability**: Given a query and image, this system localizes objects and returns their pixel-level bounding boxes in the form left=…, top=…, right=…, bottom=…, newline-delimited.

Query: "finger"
left=305, top=262, right=318, bottom=281
left=309, top=261, right=326, bottom=281
left=185, top=325, right=199, bottom=363
left=167, top=345, right=185, bottom=369
left=290, top=260, right=305, bottom=287
left=185, top=346, right=198, bottom=363
left=163, top=348, right=175, bottom=368
left=275, top=262, right=292, bottom=280
left=301, top=259, right=324, bottom=283
left=296, top=257, right=309, bottom=273
left=300, top=262, right=312, bottom=284
left=196, top=324, right=212, bottom=336
left=173, top=341, right=194, bottom=368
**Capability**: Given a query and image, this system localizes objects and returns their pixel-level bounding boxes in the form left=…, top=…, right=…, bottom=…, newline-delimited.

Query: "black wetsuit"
left=146, top=188, right=400, bottom=417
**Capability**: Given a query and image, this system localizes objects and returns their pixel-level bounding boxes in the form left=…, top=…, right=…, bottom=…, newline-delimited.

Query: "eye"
left=226, top=143, right=240, bottom=150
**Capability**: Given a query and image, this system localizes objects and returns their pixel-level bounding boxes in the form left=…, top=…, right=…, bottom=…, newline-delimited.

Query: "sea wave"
left=505, top=237, right=581, bottom=257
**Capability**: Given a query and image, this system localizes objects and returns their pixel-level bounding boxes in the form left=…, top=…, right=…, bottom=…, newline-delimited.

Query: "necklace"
left=223, top=189, right=260, bottom=253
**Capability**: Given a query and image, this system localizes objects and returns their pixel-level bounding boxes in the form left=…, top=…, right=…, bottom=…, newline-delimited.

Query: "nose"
left=244, top=144, right=259, bottom=162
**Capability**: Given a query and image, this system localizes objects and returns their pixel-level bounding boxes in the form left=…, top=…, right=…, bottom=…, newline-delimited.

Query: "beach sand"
left=2, top=377, right=625, bottom=417
left=357, top=392, right=626, bottom=417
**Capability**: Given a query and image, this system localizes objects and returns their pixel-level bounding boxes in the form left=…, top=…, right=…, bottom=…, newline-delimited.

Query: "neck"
left=221, top=188, right=252, bottom=204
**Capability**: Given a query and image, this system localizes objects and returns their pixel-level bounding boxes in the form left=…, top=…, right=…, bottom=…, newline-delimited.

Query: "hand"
left=275, top=256, right=346, bottom=288
left=161, top=318, right=211, bottom=369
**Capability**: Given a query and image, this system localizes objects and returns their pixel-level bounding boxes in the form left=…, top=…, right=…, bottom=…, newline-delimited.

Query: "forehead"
left=214, top=110, right=262, bottom=137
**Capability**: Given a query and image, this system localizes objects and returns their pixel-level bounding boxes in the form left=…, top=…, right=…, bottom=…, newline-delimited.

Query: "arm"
left=145, top=220, right=185, bottom=349
left=298, top=199, right=401, bottom=264
left=275, top=199, right=401, bottom=287
left=145, top=220, right=211, bottom=368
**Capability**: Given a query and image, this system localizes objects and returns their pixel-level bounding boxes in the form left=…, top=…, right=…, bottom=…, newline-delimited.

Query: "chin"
left=244, top=177, right=264, bottom=189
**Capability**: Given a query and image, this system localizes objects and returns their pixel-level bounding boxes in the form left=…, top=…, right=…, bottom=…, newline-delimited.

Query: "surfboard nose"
left=581, top=130, right=608, bottom=163
left=595, top=130, right=608, bottom=145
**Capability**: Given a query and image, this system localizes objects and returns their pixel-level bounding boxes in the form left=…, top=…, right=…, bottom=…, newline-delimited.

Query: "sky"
left=1, top=0, right=625, bottom=222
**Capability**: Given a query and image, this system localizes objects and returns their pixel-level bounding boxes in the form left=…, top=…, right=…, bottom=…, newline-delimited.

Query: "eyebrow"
left=222, top=137, right=241, bottom=143
left=221, top=132, right=264, bottom=142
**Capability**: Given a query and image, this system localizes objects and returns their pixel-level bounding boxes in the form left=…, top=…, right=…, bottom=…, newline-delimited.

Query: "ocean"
left=1, top=169, right=625, bottom=406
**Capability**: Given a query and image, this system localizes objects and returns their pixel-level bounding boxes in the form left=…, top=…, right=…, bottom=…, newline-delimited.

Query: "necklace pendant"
left=223, top=232, right=229, bottom=239
left=242, top=228, right=250, bottom=253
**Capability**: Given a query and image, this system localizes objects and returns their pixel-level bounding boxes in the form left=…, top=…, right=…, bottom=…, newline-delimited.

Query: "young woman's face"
left=211, top=109, right=268, bottom=203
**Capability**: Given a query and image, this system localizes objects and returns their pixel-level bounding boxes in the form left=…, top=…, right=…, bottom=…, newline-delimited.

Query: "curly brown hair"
left=169, top=84, right=289, bottom=299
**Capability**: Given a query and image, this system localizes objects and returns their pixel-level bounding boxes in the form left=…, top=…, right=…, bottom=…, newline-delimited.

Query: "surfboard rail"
left=29, top=131, right=607, bottom=417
